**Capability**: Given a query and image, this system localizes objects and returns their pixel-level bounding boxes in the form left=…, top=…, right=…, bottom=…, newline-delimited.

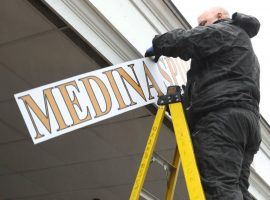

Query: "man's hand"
left=145, top=46, right=161, bottom=62
left=145, top=47, right=154, bottom=57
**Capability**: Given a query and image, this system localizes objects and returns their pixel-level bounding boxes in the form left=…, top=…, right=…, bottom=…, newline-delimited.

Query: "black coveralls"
left=152, top=13, right=261, bottom=199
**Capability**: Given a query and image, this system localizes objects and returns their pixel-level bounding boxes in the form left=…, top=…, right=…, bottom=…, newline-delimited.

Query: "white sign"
left=14, top=57, right=189, bottom=144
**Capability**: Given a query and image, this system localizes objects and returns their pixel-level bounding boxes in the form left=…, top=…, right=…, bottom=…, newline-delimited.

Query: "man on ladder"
left=142, top=7, right=261, bottom=200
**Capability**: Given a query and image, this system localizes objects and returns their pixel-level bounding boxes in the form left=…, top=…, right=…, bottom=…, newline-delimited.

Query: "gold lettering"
left=103, top=70, right=129, bottom=110
left=176, top=58, right=188, bottom=83
left=143, top=61, right=164, bottom=100
left=80, top=76, right=112, bottom=118
left=157, top=62, right=173, bottom=87
left=114, top=64, right=147, bottom=105
left=165, top=58, right=179, bottom=85
left=19, top=88, right=68, bottom=139
left=58, top=81, right=91, bottom=126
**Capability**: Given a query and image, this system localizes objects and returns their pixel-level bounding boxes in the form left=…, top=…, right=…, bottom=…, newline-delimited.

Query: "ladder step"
left=140, top=188, right=161, bottom=200
left=152, top=152, right=177, bottom=173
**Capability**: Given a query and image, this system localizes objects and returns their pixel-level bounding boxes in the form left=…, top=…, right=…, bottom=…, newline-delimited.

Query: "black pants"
left=191, top=108, right=261, bottom=200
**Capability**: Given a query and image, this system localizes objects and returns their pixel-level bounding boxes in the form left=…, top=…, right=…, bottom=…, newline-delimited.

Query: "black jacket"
left=152, top=13, right=260, bottom=126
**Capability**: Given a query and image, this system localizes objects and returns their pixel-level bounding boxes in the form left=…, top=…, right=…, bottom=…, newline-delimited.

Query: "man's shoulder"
left=206, top=20, right=244, bottom=36
left=208, top=19, right=234, bottom=29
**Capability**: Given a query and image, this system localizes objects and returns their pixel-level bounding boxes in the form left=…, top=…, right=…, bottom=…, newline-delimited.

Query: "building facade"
left=0, top=0, right=269, bottom=199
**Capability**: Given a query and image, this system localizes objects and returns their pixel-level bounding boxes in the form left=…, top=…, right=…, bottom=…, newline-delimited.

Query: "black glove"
left=144, top=46, right=161, bottom=63
left=145, top=46, right=154, bottom=57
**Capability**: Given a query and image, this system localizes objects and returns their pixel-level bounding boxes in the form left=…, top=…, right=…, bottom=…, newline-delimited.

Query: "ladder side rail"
left=169, top=103, right=206, bottom=200
left=129, top=105, right=166, bottom=200
left=165, top=147, right=181, bottom=200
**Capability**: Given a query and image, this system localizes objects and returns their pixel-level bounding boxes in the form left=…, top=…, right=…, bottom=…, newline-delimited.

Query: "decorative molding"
left=141, top=0, right=191, bottom=31
left=250, top=167, right=270, bottom=200
left=42, top=0, right=141, bottom=64
left=43, top=0, right=189, bottom=64
left=163, top=0, right=192, bottom=29
left=260, top=117, right=270, bottom=159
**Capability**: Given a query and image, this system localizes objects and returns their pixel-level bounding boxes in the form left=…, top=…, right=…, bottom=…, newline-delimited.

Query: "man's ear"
left=217, top=12, right=223, bottom=20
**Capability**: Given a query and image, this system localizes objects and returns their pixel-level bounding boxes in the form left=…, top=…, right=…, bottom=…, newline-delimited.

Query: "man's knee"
left=201, top=180, right=243, bottom=200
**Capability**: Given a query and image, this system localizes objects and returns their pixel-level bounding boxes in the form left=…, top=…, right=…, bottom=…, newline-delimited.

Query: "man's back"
left=184, top=17, right=260, bottom=123
left=151, top=13, right=260, bottom=124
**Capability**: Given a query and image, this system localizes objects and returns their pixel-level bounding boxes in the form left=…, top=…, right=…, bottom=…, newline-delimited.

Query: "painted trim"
left=42, top=0, right=141, bottom=64
left=260, top=117, right=270, bottom=158
left=249, top=167, right=270, bottom=200
left=42, top=0, right=188, bottom=64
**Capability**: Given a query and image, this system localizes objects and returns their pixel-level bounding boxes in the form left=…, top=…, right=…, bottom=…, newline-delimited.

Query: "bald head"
left=198, top=7, right=230, bottom=26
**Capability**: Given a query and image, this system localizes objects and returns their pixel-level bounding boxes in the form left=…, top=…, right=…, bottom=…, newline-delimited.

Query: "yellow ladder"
left=129, top=86, right=205, bottom=200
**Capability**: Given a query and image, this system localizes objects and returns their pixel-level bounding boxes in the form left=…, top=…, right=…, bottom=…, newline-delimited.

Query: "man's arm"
left=152, top=25, right=233, bottom=61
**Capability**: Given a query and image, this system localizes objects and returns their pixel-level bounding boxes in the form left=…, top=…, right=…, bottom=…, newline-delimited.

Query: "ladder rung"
left=140, top=188, right=161, bottom=200
left=152, top=152, right=176, bottom=173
